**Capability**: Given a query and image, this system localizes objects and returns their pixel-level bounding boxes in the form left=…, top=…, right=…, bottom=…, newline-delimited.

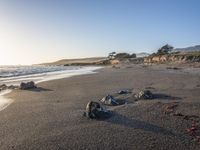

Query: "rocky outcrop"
left=144, top=52, right=200, bottom=63
left=129, top=58, right=144, bottom=64
left=110, top=59, right=120, bottom=65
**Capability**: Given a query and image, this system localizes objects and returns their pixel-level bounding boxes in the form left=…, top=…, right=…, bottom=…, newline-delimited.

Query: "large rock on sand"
left=0, top=84, right=19, bottom=91
left=100, top=95, right=119, bottom=106
left=85, top=101, right=110, bottom=119
left=7, top=85, right=18, bottom=89
left=135, top=90, right=154, bottom=100
left=118, top=90, right=130, bottom=94
left=20, top=81, right=37, bottom=90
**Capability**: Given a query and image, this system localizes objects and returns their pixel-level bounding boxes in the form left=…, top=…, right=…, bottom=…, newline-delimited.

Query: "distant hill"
left=136, top=52, right=150, bottom=58
left=174, top=45, right=200, bottom=52
left=41, top=57, right=107, bottom=66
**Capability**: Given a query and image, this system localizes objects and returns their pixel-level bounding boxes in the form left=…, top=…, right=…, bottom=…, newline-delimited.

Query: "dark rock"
left=20, top=81, right=37, bottom=90
left=135, top=90, right=154, bottom=100
left=0, top=84, right=19, bottom=91
left=0, top=84, right=7, bottom=91
left=100, top=95, right=119, bottom=106
left=173, top=112, right=184, bottom=116
left=84, top=101, right=110, bottom=119
left=8, top=85, right=18, bottom=89
left=118, top=90, right=129, bottom=94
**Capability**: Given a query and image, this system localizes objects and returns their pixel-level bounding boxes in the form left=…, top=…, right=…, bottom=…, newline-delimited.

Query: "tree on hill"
left=157, top=44, right=174, bottom=55
left=108, top=52, right=116, bottom=59
left=115, top=53, right=136, bottom=58
left=130, top=53, right=136, bottom=58
left=108, top=52, right=136, bottom=59
left=115, top=53, right=131, bottom=58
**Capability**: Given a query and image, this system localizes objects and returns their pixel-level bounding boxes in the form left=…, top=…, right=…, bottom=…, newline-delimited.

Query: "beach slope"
left=0, top=64, right=200, bottom=150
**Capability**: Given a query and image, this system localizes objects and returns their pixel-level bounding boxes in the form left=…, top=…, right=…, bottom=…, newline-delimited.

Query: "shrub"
left=115, top=53, right=131, bottom=58
left=157, top=44, right=173, bottom=55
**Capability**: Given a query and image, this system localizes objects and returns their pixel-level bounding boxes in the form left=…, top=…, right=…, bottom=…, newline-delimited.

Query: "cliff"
left=144, top=52, right=200, bottom=63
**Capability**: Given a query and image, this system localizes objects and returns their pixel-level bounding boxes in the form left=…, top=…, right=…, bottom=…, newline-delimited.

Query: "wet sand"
left=0, top=64, right=200, bottom=150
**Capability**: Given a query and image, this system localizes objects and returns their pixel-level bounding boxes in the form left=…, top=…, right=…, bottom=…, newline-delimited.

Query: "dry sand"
left=0, top=64, right=200, bottom=150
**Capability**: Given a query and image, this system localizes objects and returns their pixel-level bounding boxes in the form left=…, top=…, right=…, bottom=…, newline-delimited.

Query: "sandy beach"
left=0, top=64, right=200, bottom=150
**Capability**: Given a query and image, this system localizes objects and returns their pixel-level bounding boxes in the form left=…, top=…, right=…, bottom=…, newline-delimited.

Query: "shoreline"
left=0, top=89, right=12, bottom=111
left=0, top=66, right=103, bottom=112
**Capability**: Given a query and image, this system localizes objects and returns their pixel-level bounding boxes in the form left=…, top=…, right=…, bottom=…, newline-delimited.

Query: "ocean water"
left=0, top=65, right=83, bottom=78
left=0, top=65, right=101, bottom=85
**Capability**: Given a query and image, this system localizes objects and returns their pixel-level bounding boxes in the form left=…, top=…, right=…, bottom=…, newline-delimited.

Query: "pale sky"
left=0, top=0, right=199, bottom=65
